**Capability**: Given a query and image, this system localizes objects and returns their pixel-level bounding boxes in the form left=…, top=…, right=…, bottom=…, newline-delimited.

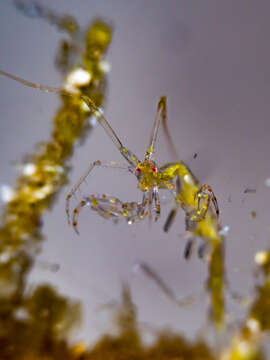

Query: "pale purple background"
left=0, top=0, right=270, bottom=346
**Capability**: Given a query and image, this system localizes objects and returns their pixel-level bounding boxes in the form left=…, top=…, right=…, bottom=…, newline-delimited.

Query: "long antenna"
left=160, top=97, right=179, bottom=161
left=0, top=69, right=127, bottom=155
left=145, top=96, right=165, bottom=161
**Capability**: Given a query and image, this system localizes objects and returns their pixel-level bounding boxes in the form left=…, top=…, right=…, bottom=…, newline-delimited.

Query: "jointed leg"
left=72, top=194, right=123, bottom=234
left=184, top=236, right=210, bottom=260
left=163, top=207, right=178, bottom=232
left=162, top=163, right=217, bottom=232
left=152, top=187, right=160, bottom=222
left=66, top=160, right=129, bottom=224
left=184, top=237, right=196, bottom=259
left=191, top=184, right=219, bottom=222
left=162, top=172, right=184, bottom=233
left=163, top=173, right=182, bottom=233
left=72, top=198, right=90, bottom=235
left=138, top=192, right=148, bottom=220
left=72, top=192, right=149, bottom=234
left=147, top=188, right=160, bottom=222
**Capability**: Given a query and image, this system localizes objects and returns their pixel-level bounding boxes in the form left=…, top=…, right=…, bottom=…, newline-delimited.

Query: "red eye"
left=152, top=166, right=158, bottom=173
left=136, top=167, right=141, bottom=172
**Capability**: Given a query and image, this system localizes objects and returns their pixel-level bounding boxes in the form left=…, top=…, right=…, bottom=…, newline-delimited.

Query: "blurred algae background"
left=0, top=1, right=270, bottom=359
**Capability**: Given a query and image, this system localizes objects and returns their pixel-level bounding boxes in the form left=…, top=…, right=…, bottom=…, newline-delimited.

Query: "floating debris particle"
left=244, top=188, right=256, bottom=194
left=219, top=225, right=230, bottom=236
left=251, top=210, right=257, bottom=219
left=193, top=152, right=198, bottom=159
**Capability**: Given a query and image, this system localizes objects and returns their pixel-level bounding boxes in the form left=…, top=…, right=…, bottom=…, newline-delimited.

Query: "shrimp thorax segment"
left=136, top=160, right=162, bottom=191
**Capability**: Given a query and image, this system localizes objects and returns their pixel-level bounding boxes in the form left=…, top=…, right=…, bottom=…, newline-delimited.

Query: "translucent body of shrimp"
left=0, top=70, right=219, bottom=235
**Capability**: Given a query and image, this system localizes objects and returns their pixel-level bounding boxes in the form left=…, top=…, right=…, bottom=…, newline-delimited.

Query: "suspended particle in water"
left=244, top=188, right=256, bottom=194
